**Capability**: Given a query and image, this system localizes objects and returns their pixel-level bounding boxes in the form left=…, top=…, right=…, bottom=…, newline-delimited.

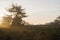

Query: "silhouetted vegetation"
left=5, top=4, right=27, bottom=27
left=0, top=4, right=60, bottom=40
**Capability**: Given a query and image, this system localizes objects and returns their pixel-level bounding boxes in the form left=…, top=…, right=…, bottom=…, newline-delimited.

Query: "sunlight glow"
left=0, top=12, right=6, bottom=24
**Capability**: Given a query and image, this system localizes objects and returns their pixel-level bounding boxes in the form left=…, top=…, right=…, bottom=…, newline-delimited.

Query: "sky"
left=0, top=0, right=60, bottom=25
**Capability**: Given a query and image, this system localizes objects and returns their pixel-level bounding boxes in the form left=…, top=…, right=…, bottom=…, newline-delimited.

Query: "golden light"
left=0, top=13, right=5, bottom=24
left=0, top=14, right=3, bottom=24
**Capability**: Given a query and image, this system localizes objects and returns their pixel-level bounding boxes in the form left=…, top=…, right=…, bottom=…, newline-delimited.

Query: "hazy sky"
left=0, top=0, right=60, bottom=25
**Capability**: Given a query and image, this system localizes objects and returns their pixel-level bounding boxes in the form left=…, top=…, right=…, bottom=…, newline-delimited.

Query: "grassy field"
left=0, top=25, right=60, bottom=40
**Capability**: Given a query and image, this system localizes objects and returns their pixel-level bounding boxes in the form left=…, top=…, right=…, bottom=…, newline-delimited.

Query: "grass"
left=0, top=25, right=59, bottom=40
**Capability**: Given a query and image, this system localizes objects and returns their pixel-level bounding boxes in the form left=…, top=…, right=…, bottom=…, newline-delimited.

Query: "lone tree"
left=8, top=4, right=27, bottom=27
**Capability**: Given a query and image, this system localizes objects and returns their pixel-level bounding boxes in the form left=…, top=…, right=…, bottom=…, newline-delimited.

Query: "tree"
left=7, top=4, right=27, bottom=27
left=54, top=16, right=60, bottom=24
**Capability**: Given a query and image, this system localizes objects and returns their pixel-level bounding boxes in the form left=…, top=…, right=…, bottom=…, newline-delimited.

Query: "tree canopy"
left=8, top=4, right=27, bottom=27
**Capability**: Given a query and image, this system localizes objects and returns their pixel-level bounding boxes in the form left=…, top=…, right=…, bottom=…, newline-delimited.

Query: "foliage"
left=7, top=4, right=27, bottom=27
left=54, top=16, right=60, bottom=24
left=0, top=25, right=60, bottom=40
